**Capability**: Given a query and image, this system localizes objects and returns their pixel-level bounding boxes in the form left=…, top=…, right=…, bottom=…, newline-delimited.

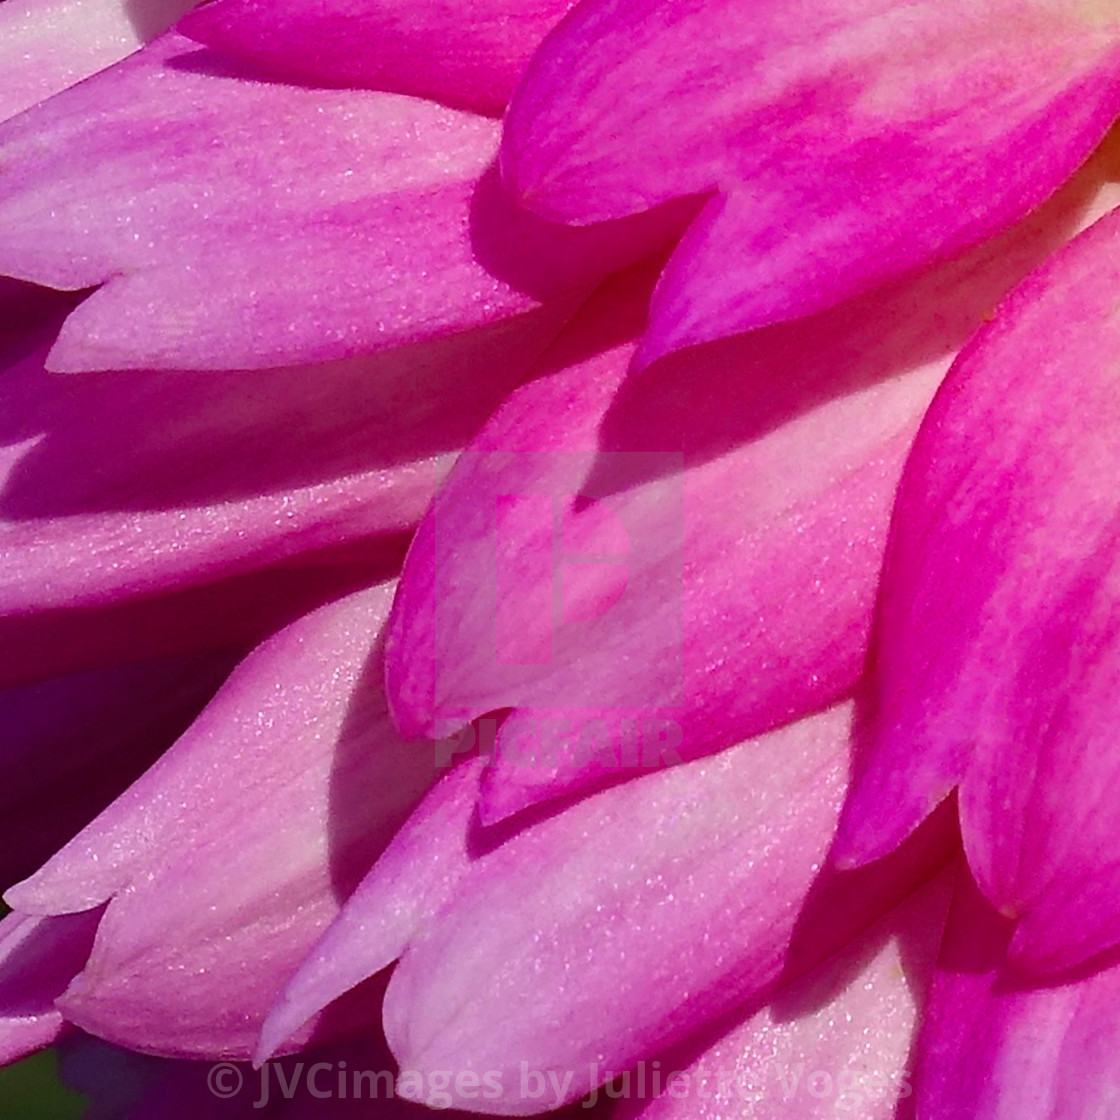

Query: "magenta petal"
left=622, top=871, right=951, bottom=1120
left=838, top=201, right=1120, bottom=973
left=180, top=0, right=574, bottom=115
left=5, top=583, right=443, bottom=1059
left=257, top=756, right=485, bottom=1064
left=0, top=910, right=101, bottom=1064
left=916, top=868, right=1120, bottom=1119
left=503, top=0, right=1120, bottom=360
left=0, top=0, right=199, bottom=123
left=0, top=33, right=667, bottom=372
left=387, top=165, right=1120, bottom=820
left=0, top=301, right=569, bottom=622
left=379, top=702, right=955, bottom=1113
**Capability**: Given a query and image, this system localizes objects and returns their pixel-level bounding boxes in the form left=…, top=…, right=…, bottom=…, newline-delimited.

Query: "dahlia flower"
left=3, top=1, right=1120, bottom=1118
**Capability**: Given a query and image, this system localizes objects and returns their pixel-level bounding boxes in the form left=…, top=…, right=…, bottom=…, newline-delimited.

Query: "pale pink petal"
left=386, top=161, right=1120, bottom=821
left=5, top=583, right=446, bottom=1059
left=0, top=651, right=234, bottom=892
left=379, top=702, right=956, bottom=1113
left=0, top=0, right=198, bottom=123
left=258, top=755, right=485, bottom=1064
left=0, top=34, right=678, bottom=372
left=0, top=299, right=571, bottom=621
left=915, top=868, right=1120, bottom=1119
left=503, top=0, right=1120, bottom=363
left=0, top=287, right=570, bottom=680
left=0, top=910, right=101, bottom=1064
left=837, top=201, right=1120, bottom=974
left=181, top=0, right=574, bottom=115
left=619, top=871, right=951, bottom=1120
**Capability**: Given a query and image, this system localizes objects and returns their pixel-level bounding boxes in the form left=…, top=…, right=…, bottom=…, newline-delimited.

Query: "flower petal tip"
left=497, top=134, right=556, bottom=225
left=1004, top=911, right=1117, bottom=979
left=474, top=773, right=545, bottom=829
left=252, top=1013, right=294, bottom=1069
left=830, top=804, right=921, bottom=874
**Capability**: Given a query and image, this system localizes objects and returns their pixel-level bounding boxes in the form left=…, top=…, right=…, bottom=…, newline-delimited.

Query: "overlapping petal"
left=269, top=701, right=955, bottom=1114
left=0, top=0, right=199, bottom=123
left=915, top=868, right=1120, bottom=1119
left=5, top=0, right=1120, bottom=1109
left=0, top=300, right=567, bottom=627
left=838, top=200, right=1120, bottom=974
left=387, top=160, right=1120, bottom=820
left=0, top=33, right=680, bottom=372
left=382, top=704, right=953, bottom=1114
left=619, top=870, right=951, bottom=1120
left=503, top=0, right=1120, bottom=365
left=181, top=0, right=574, bottom=115
left=4, top=583, right=447, bottom=1058
left=258, top=755, right=485, bottom=1063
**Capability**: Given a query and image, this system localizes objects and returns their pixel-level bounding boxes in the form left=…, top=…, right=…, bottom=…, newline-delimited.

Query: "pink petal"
left=379, top=702, right=956, bottom=1113
left=0, top=280, right=569, bottom=680
left=0, top=298, right=569, bottom=620
left=915, top=867, right=1120, bottom=1119
left=503, top=0, right=1120, bottom=364
left=619, top=870, right=951, bottom=1120
left=5, top=583, right=445, bottom=1059
left=258, top=755, right=485, bottom=1064
left=180, top=0, right=575, bottom=115
left=0, top=33, right=678, bottom=372
left=0, top=651, right=234, bottom=893
left=0, top=0, right=199, bottom=123
left=387, top=161, right=1120, bottom=821
left=837, top=200, right=1120, bottom=974
left=0, top=910, right=101, bottom=1064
